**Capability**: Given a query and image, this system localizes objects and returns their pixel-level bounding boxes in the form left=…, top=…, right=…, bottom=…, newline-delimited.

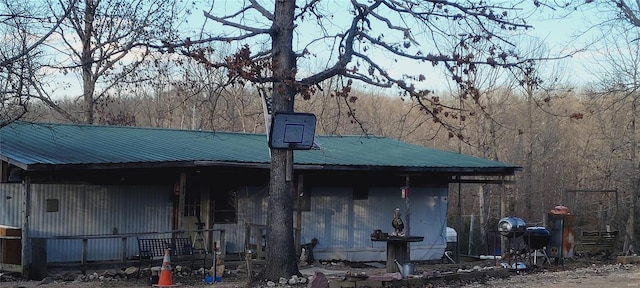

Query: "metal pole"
left=468, top=214, right=474, bottom=255
left=405, top=176, right=410, bottom=237
left=457, top=176, right=462, bottom=262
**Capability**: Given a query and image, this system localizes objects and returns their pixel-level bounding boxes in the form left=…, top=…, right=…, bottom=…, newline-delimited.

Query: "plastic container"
left=204, top=275, right=214, bottom=284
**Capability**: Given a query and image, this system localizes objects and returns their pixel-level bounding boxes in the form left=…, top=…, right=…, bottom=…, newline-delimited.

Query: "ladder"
left=193, top=215, right=208, bottom=254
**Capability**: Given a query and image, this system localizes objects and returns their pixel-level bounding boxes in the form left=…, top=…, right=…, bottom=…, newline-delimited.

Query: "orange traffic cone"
left=154, top=249, right=175, bottom=287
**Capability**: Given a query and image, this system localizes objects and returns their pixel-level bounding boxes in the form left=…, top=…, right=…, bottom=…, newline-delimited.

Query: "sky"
left=44, top=1, right=618, bottom=100
left=523, top=5, right=603, bottom=86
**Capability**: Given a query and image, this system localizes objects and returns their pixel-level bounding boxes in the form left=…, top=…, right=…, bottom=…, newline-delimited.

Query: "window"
left=184, top=189, right=201, bottom=217
left=212, top=189, right=236, bottom=224
left=46, top=199, right=59, bottom=212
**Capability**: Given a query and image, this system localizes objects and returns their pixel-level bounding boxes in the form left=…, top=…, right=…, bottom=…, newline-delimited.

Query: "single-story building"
left=0, top=122, right=520, bottom=275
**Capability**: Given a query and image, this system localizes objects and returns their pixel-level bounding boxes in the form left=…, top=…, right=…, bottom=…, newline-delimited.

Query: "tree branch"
left=0, top=0, right=78, bottom=67
left=203, top=10, right=272, bottom=34
left=248, top=0, right=274, bottom=21
left=617, top=0, right=640, bottom=27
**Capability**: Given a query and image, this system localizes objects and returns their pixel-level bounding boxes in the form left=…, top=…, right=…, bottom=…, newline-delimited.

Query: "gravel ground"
left=456, top=263, right=640, bottom=288
left=1, top=259, right=639, bottom=287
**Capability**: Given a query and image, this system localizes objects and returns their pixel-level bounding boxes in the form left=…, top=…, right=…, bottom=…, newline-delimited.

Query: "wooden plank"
left=577, top=231, right=619, bottom=253
left=121, top=237, right=127, bottom=262
left=0, top=263, right=22, bottom=273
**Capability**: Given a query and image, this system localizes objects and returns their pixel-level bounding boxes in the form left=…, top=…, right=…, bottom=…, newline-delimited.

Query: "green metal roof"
left=0, top=122, right=520, bottom=175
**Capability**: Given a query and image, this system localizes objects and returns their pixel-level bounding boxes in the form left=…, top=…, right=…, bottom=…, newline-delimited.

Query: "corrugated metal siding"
left=0, top=183, right=23, bottom=227
left=3, top=181, right=449, bottom=263
left=303, top=187, right=352, bottom=248
left=29, top=184, right=172, bottom=262
left=296, top=185, right=449, bottom=261
left=215, top=185, right=269, bottom=254
left=220, top=184, right=449, bottom=262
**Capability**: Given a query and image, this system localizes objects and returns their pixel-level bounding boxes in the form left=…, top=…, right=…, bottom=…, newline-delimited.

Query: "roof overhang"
left=4, top=158, right=520, bottom=186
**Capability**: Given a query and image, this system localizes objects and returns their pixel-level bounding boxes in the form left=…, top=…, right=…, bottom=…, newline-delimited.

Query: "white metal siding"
left=29, top=184, right=172, bottom=262
left=218, top=185, right=268, bottom=254
left=2, top=182, right=448, bottom=263
left=0, top=183, right=22, bottom=227
left=300, top=185, right=449, bottom=261
left=226, top=184, right=449, bottom=262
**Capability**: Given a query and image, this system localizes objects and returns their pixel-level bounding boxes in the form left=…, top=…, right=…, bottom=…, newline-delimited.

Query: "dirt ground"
left=455, top=263, right=640, bottom=288
left=1, top=258, right=640, bottom=287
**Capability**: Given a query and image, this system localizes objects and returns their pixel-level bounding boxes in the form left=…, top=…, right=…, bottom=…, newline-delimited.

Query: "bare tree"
left=47, top=0, right=184, bottom=124
left=157, top=0, right=552, bottom=279
left=568, top=0, right=640, bottom=254
left=607, top=0, right=640, bottom=29
left=585, top=21, right=640, bottom=253
left=0, top=0, right=75, bottom=127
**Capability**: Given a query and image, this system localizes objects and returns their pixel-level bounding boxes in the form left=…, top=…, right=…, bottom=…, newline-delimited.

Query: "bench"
left=576, top=231, right=619, bottom=253
left=137, top=237, right=208, bottom=272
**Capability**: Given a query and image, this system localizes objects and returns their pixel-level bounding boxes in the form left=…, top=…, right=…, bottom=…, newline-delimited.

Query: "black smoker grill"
left=497, top=218, right=552, bottom=266
left=523, top=227, right=551, bottom=250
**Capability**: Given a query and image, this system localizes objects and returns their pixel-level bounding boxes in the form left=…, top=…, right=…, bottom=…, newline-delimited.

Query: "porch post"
left=20, top=175, right=31, bottom=279
left=295, top=174, right=303, bottom=254
left=173, top=172, right=187, bottom=234
left=405, top=176, right=410, bottom=236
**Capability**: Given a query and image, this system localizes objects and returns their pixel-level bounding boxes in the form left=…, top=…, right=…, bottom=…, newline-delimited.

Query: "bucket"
left=148, top=266, right=161, bottom=285
left=204, top=275, right=214, bottom=284
left=148, top=275, right=159, bottom=285
left=400, top=263, right=415, bottom=278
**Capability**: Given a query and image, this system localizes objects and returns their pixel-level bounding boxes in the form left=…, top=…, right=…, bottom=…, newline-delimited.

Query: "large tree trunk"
left=263, top=0, right=299, bottom=280
left=265, top=150, right=298, bottom=279
left=81, top=0, right=96, bottom=124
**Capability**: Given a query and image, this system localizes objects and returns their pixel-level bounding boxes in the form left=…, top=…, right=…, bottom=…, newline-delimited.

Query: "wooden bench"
left=577, top=231, right=619, bottom=253
left=137, top=237, right=208, bottom=271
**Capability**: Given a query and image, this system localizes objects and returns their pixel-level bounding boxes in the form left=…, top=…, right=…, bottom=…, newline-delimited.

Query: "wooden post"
left=21, top=175, right=31, bottom=279
left=173, top=172, right=187, bottom=234
left=405, top=176, right=410, bottom=236
left=121, top=237, right=127, bottom=262
left=286, top=150, right=293, bottom=182
left=386, top=242, right=408, bottom=273
left=256, top=225, right=264, bottom=260
left=81, top=238, right=88, bottom=274
left=218, top=230, right=226, bottom=256
left=295, top=174, right=303, bottom=254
